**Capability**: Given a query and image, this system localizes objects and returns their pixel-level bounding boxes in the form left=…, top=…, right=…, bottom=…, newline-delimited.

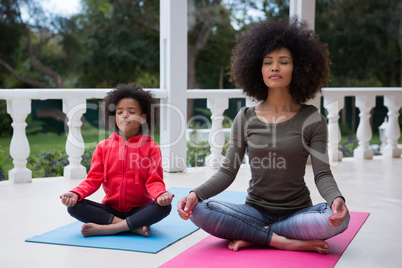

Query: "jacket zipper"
left=120, top=141, right=128, bottom=211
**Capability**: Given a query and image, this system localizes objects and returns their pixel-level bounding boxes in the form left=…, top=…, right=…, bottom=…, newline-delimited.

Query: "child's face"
left=115, top=98, right=147, bottom=138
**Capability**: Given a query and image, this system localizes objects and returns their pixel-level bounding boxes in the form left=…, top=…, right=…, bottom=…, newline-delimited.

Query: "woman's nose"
left=271, top=62, right=279, bottom=72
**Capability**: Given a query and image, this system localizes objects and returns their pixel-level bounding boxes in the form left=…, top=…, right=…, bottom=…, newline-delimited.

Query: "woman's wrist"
left=189, top=191, right=199, bottom=200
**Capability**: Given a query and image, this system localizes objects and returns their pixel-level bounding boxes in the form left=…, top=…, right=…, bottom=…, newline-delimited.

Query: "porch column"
left=206, top=98, right=229, bottom=168
left=383, top=95, right=402, bottom=158
left=63, top=98, right=87, bottom=179
left=354, top=95, right=376, bottom=159
left=323, top=95, right=344, bottom=162
left=7, top=98, right=32, bottom=183
left=290, top=0, right=316, bottom=29
left=159, top=0, right=188, bottom=172
left=290, top=0, right=320, bottom=110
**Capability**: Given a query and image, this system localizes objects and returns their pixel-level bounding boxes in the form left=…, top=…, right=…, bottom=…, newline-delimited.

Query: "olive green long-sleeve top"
left=193, top=105, right=343, bottom=215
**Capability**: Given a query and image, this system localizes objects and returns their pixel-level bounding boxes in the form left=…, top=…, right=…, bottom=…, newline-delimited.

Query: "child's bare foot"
left=131, top=226, right=150, bottom=237
left=228, top=240, right=255, bottom=252
left=270, top=233, right=329, bottom=254
left=81, top=223, right=114, bottom=237
left=81, top=220, right=130, bottom=237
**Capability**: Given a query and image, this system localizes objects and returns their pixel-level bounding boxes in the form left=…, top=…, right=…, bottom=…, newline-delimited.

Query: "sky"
left=20, top=0, right=82, bottom=26
left=40, top=0, right=82, bottom=17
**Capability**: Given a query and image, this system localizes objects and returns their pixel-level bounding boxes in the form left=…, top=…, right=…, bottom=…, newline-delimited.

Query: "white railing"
left=322, top=88, right=402, bottom=160
left=1, top=87, right=401, bottom=183
left=0, top=89, right=167, bottom=183
left=187, top=90, right=251, bottom=168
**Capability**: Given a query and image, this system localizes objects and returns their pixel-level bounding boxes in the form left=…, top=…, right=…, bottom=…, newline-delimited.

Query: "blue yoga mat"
left=25, top=188, right=247, bottom=253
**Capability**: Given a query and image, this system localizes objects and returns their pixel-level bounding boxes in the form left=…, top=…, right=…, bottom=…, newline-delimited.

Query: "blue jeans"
left=190, top=200, right=350, bottom=246
left=68, top=199, right=171, bottom=231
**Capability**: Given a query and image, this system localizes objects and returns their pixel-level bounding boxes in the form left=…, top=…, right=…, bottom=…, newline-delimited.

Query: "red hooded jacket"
left=71, top=133, right=167, bottom=212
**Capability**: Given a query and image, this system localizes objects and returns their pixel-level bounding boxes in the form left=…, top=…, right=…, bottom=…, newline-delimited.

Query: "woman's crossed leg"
left=191, top=200, right=349, bottom=253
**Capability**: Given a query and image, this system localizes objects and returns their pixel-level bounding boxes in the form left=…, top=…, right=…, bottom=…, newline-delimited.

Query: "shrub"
left=339, top=136, right=359, bottom=157
left=187, top=140, right=211, bottom=167
left=28, top=147, right=96, bottom=177
left=187, top=137, right=230, bottom=167
left=81, top=147, right=96, bottom=172
left=0, top=101, right=12, bottom=137
left=28, top=150, right=69, bottom=177
left=0, top=144, right=5, bottom=181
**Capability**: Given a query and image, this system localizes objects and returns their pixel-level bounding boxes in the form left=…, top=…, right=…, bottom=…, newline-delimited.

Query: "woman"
left=177, top=18, right=349, bottom=254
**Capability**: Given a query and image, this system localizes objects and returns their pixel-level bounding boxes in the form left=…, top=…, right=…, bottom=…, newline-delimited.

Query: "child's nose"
left=122, top=111, right=129, bottom=118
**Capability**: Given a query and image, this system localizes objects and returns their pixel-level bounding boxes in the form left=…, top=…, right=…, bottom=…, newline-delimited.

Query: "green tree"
left=0, top=0, right=65, bottom=88
left=194, top=0, right=291, bottom=91
left=70, top=0, right=160, bottom=88
left=0, top=0, right=23, bottom=88
left=316, top=0, right=401, bottom=87
left=196, top=9, right=236, bottom=89
left=315, top=0, right=401, bottom=133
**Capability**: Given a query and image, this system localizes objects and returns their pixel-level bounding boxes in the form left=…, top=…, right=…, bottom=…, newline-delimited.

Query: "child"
left=60, top=83, right=174, bottom=237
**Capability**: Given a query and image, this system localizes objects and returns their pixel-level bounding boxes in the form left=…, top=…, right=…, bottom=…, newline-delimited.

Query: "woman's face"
left=115, top=98, right=147, bottom=138
left=261, top=47, right=293, bottom=90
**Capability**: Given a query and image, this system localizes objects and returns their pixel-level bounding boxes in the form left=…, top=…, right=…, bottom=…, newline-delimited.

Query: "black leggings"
left=67, top=199, right=171, bottom=231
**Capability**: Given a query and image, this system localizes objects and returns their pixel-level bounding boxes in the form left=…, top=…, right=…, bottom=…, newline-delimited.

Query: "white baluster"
left=378, top=117, right=388, bottom=151
left=206, top=98, right=229, bottom=169
left=244, top=97, right=258, bottom=165
left=354, top=95, right=375, bottom=159
left=245, top=96, right=259, bottom=107
left=383, top=95, right=402, bottom=158
left=63, top=98, right=87, bottom=178
left=323, top=95, right=344, bottom=162
left=6, top=98, right=32, bottom=183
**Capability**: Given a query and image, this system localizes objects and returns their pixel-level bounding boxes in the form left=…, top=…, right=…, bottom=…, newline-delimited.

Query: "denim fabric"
left=67, top=199, right=171, bottom=230
left=190, top=200, right=349, bottom=246
left=271, top=202, right=350, bottom=240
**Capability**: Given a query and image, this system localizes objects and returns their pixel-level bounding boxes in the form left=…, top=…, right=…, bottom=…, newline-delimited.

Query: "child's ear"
left=140, top=114, right=147, bottom=124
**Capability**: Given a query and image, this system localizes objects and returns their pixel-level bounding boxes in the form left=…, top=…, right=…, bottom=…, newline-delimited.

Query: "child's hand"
left=157, top=192, right=175, bottom=206
left=60, top=192, right=79, bottom=207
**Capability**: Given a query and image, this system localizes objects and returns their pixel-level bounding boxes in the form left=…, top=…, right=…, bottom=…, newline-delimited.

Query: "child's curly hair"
left=103, top=83, right=157, bottom=134
left=230, top=17, right=331, bottom=104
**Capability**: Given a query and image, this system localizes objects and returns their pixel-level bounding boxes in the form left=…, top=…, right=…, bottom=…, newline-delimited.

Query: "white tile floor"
left=1, top=156, right=401, bottom=268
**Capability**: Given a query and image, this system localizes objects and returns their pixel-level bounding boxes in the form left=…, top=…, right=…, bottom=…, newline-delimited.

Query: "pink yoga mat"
left=160, top=211, right=369, bottom=268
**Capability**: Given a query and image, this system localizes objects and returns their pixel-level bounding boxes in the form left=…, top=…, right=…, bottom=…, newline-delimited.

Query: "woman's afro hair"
left=103, top=83, right=157, bottom=134
left=230, top=17, right=331, bottom=104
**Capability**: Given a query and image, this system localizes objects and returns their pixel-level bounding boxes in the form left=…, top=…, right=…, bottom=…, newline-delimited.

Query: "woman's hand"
left=328, top=197, right=349, bottom=227
left=60, top=192, right=79, bottom=207
left=157, top=191, right=175, bottom=206
left=177, top=191, right=199, bottom=220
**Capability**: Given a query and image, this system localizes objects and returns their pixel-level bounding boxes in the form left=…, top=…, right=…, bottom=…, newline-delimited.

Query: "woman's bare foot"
left=131, top=226, right=150, bottom=237
left=228, top=240, right=255, bottom=252
left=270, top=233, right=329, bottom=254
